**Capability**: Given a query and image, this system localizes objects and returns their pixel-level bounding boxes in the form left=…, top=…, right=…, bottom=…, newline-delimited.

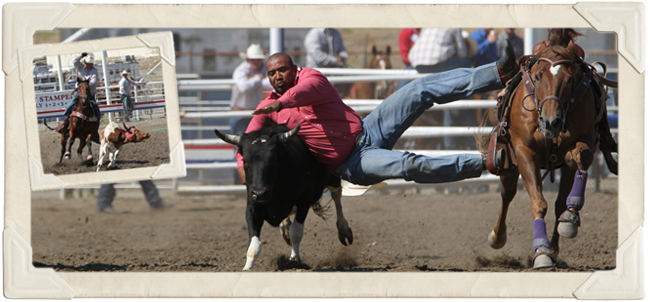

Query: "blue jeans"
left=97, top=180, right=163, bottom=210
left=64, top=94, right=101, bottom=120
left=121, top=94, right=133, bottom=121
left=338, top=62, right=503, bottom=186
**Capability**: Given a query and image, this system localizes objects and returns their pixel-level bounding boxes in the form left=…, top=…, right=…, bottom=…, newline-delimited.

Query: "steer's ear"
left=214, top=129, right=241, bottom=145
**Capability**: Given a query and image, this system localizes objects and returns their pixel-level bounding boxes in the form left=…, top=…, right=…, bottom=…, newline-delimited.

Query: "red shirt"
left=399, top=28, right=420, bottom=66
left=236, top=67, right=363, bottom=173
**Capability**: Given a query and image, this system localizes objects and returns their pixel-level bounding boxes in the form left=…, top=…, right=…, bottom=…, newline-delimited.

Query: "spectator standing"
left=97, top=180, right=170, bottom=213
left=119, top=70, right=145, bottom=122
left=229, top=44, right=273, bottom=136
left=304, top=28, right=348, bottom=68
left=497, top=28, right=525, bottom=60
left=469, top=28, right=500, bottom=66
left=408, top=28, right=472, bottom=73
left=396, top=28, right=420, bottom=90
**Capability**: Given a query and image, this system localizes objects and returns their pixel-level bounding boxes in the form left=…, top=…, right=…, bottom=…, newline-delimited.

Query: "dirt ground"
left=31, top=178, right=617, bottom=273
left=39, top=117, right=170, bottom=175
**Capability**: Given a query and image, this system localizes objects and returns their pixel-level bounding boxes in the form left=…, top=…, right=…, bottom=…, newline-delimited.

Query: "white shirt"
left=230, top=61, right=272, bottom=110
left=119, top=76, right=143, bottom=95
left=304, top=28, right=348, bottom=68
left=73, top=55, right=100, bottom=94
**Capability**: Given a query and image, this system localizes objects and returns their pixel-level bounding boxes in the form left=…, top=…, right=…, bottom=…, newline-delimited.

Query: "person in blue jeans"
left=97, top=180, right=170, bottom=213
left=241, top=41, right=517, bottom=187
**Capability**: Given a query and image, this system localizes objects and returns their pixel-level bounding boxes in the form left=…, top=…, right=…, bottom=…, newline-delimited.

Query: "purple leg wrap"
left=566, top=170, right=588, bottom=210
left=532, top=218, right=550, bottom=251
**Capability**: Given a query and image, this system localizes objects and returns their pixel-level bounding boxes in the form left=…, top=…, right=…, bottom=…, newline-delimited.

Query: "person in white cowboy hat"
left=56, top=52, right=102, bottom=141
left=229, top=43, right=273, bottom=135
left=119, top=69, right=145, bottom=122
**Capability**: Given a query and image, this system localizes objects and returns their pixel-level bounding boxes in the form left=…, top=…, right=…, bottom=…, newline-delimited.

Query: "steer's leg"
left=96, top=143, right=107, bottom=172
left=289, top=206, right=310, bottom=262
left=327, top=185, right=353, bottom=246
left=280, top=207, right=297, bottom=246
left=243, top=203, right=264, bottom=271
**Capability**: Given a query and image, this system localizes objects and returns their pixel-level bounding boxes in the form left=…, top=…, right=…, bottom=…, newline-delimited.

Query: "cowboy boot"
left=496, top=40, right=518, bottom=85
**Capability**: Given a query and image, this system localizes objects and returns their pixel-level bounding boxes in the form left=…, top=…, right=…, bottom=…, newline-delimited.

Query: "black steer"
left=215, top=121, right=353, bottom=270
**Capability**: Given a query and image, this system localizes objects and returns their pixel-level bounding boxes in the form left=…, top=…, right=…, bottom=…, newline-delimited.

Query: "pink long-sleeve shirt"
left=235, top=67, right=363, bottom=173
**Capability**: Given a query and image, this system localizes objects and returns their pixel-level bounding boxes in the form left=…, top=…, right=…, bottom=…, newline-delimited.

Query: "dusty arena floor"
left=31, top=178, right=617, bottom=273
left=38, top=117, right=170, bottom=175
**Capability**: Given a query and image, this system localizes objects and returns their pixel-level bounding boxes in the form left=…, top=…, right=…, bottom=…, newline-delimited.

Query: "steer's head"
left=123, top=122, right=150, bottom=143
left=215, top=122, right=300, bottom=203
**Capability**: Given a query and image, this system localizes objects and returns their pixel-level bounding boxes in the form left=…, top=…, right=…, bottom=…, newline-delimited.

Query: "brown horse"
left=485, top=29, right=618, bottom=268
left=60, top=79, right=100, bottom=164
left=349, top=46, right=396, bottom=100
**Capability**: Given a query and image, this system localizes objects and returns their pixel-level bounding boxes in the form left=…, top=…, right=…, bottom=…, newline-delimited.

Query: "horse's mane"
left=547, top=28, right=583, bottom=48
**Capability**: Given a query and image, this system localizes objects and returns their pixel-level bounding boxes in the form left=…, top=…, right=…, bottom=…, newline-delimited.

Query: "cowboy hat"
left=121, top=70, right=130, bottom=75
left=82, top=53, right=95, bottom=64
left=239, top=43, right=266, bottom=60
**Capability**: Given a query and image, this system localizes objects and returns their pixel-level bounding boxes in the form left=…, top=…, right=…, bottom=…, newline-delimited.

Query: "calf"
left=96, top=122, right=150, bottom=172
left=215, top=121, right=353, bottom=270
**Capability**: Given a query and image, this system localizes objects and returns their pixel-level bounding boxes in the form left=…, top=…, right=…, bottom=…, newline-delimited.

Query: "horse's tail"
left=597, top=118, right=618, bottom=175
left=547, top=28, right=584, bottom=47
left=43, top=119, right=56, bottom=131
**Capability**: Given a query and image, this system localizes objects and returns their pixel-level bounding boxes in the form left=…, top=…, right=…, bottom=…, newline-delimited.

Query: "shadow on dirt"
left=33, top=261, right=129, bottom=271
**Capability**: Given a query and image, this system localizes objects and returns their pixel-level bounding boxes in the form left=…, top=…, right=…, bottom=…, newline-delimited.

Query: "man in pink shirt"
left=236, top=42, right=517, bottom=186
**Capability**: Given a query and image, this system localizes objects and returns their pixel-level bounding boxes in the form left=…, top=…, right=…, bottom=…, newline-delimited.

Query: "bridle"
left=521, top=53, right=593, bottom=134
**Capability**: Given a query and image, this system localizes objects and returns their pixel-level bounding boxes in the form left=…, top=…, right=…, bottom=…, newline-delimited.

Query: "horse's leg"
left=557, top=141, right=594, bottom=239
left=516, top=146, right=554, bottom=269
left=551, top=166, right=577, bottom=255
left=85, top=134, right=93, bottom=162
left=76, top=135, right=87, bottom=160
left=59, top=133, right=68, bottom=163
left=66, top=137, right=75, bottom=160
left=488, top=171, right=520, bottom=249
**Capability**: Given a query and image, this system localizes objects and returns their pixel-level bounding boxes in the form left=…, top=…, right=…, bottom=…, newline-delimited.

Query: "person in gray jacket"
left=304, top=28, right=348, bottom=68
left=97, top=180, right=170, bottom=214
left=119, top=70, right=145, bottom=122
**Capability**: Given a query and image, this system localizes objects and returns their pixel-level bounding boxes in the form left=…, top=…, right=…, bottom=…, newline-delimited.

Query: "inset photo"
left=21, top=32, right=185, bottom=190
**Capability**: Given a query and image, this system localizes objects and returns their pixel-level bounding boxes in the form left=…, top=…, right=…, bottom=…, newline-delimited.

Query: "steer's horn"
left=122, top=122, right=134, bottom=133
left=279, top=124, right=301, bottom=143
left=214, top=129, right=240, bottom=145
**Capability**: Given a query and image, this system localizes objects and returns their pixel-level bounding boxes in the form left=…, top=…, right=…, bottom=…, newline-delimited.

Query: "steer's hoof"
left=558, top=210, right=580, bottom=238
left=85, top=155, right=93, bottom=163
left=488, top=230, right=507, bottom=249
left=533, top=246, right=555, bottom=269
left=338, top=227, right=354, bottom=246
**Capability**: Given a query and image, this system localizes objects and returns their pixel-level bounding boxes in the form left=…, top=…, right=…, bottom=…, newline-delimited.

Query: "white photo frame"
left=2, top=2, right=645, bottom=299
left=19, top=32, right=186, bottom=190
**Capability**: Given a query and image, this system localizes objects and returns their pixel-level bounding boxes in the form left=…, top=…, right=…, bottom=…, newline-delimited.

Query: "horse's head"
left=366, top=46, right=392, bottom=70
left=530, top=40, right=584, bottom=138
left=76, top=78, right=91, bottom=104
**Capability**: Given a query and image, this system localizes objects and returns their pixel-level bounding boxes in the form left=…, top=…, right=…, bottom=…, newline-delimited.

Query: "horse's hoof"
left=558, top=210, right=580, bottom=238
left=488, top=230, right=507, bottom=249
left=533, top=246, right=555, bottom=269
left=64, top=152, right=71, bottom=160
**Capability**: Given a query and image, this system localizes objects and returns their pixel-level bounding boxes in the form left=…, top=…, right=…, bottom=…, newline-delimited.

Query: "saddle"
left=487, top=54, right=618, bottom=176
left=71, top=111, right=99, bottom=122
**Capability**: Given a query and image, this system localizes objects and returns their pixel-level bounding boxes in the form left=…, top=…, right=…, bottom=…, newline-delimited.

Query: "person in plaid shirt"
left=408, top=28, right=472, bottom=73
